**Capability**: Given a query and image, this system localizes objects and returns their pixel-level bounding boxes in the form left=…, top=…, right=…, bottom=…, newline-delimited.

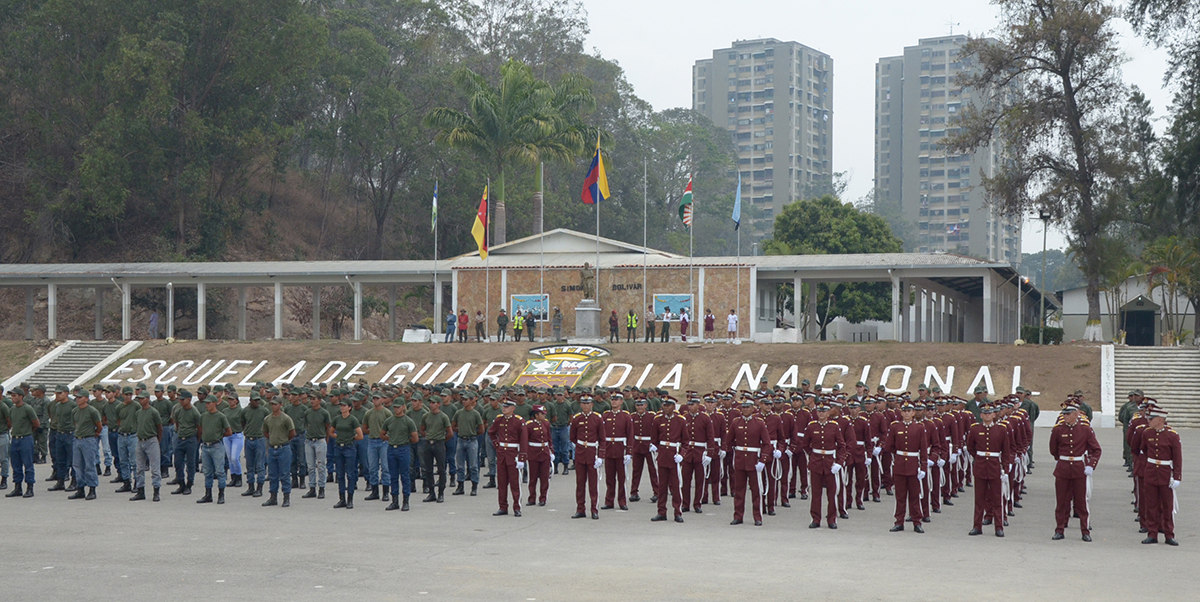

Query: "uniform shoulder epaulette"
left=808, top=419, right=818, bottom=425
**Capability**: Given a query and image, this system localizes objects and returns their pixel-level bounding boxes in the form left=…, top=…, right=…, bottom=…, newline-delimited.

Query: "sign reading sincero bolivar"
left=99, top=344, right=1039, bottom=396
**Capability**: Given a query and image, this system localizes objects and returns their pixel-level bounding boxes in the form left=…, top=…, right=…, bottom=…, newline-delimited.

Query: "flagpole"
left=434, top=180, right=439, bottom=340
left=736, top=217, right=740, bottom=342
left=689, top=173, right=694, bottom=331
left=595, top=174, right=601, bottom=304
left=642, top=156, right=647, bottom=326
left=539, top=162, right=544, bottom=341
left=486, top=177, right=490, bottom=342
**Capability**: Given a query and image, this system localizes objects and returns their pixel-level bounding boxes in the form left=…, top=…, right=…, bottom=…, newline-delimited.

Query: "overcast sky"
left=583, top=0, right=1174, bottom=254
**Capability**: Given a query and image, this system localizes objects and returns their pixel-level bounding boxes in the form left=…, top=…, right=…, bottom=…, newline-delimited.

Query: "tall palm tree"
left=425, top=59, right=594, bottom=244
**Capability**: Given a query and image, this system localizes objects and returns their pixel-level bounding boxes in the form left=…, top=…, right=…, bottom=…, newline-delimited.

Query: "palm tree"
left=424, top=59, right=595, bottom=244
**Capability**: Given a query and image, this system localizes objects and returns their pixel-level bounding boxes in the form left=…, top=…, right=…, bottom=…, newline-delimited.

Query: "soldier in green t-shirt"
left=196, top=396, right=231, bottom=504
left=330, top=400, right=363, bottom=509
left=284, top=394, right=309, bottom=490
left=262, top=398, right=297, bottom=507
left=221, top=395, right=245, bottom=488
left=4, top=391, right=40, bottom=498
left=363, top=395, right=393, bottom=502
left=0, top=400, right=10, bottom=491
left=131, top=392, right=163, bottom=502
left=169, top=391, right=202, bottom=495
left=302, top=396, right=332, bottom=500
left=47, top=386, right=75, bottom=491
left=240, top=395, right=271, bottom=498
left=451, top=396, right=485, bottom=496
left=419, top=396, right=452, bottom=503
left=114, top=389, right=140, bottom=494
left=381, top=403, right=418, bottom=511
left=68, top=394, right=102, bottom=500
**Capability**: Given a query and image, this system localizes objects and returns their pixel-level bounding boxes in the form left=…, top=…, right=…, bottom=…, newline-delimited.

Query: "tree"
left=1127, top=0, right=1200, bottom=104
left=424, top=59, right=594, bottom=246
left=1143, top=236, right=1200, bottom=344
left=765, top=195, right=904, bottom=339
left=948, top=0, right=1130, bottom=341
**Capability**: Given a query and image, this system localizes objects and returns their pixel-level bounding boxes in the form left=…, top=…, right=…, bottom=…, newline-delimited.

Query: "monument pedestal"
left=568, top=299, right=607, bottom=344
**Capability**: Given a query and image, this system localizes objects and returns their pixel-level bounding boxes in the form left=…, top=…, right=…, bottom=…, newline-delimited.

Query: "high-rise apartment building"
left=693, top=38, right=833, bottom=235
left=874, top=35, right=1021, bottom=262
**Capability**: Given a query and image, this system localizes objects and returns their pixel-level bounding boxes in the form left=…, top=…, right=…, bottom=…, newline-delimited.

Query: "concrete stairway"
left=26, top=341, right=130, bottom=389
left=1113, top=347, right=1200, bottom=428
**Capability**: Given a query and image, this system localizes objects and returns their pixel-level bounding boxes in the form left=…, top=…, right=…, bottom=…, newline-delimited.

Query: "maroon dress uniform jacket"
left=630, top=410, right=657, bottom=454
left=683, top=411, right=715, bottom=461
left=803, top=420, right=848, bottom=474
left=1138, top=427, right=1183, bottom=485
left=708, top=410, right=727, bottom=450
left=965, top=422, right=1012, bottom=479
left=884, top=421, right=929, bottom=477
left=652, top=412, right=687, bottom=466
left=601, top=409, right=634, bottom=458
left=1048, top=420, right=1101, bottom=479
left=489, top=414, right=528, bottom=460
left=846, top=415, right=871, bottom=464
left=763, top=412, right=784, bottom=452
left=521, top=418, right=552, bottom=462
left=868, top=412, right=888, bottom=448
left=723, top=414, right=772, bottom=469
left=569, top=411, right=606, bottom=464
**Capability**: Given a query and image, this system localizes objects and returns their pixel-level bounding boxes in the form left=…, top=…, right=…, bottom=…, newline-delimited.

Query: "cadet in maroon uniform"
left=522, top=405, right=552, bottom=507
left=702, top=395, right=726, bottom=506
left=680, top=398, right=714, bottom=513
left=966, top=403, right=1010, bottom=537
left=628, top=398, right=658, bottom=503
left=726, top=399, right=771, bottom=526
left=758, top=398, right=784, bottom=516
left=884, top=401, right=928, bottom=533
left=802, top=402, right=847, bottom=529
left=1048, top=403, right=1101, bottom=541
left=845, top=401, right=870, bottom=510
left=867, top=396, right=888, bottom=502
left=775, top=397, right=794, bottom=509
left=568, top=396, right=606, bottom=519
left=650, top=398, right=686, bottom=523
left=600, top=399, right=633, bottom=511
left=1138, top=406, right=1181, bottom=545
left=488, top=400, right=527, bottom=517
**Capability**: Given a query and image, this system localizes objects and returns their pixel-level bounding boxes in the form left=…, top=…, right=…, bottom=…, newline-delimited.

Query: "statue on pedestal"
left=580, top=262, right=596, bottom=300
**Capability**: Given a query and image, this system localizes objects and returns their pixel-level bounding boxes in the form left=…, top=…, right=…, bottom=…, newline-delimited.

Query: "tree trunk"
left=1083, top=242, right=1103, bottom=341
left=493, top=168, right=507, bottom=246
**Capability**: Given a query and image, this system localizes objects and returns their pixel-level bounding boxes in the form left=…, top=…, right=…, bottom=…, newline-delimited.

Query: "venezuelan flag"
left=472, top=185, right=488, bottom=259
left=580, top=133, right=609, bottom=205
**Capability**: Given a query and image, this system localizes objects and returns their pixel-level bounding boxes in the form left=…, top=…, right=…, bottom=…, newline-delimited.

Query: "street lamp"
left=1038, top=210, right=1052, bottom=345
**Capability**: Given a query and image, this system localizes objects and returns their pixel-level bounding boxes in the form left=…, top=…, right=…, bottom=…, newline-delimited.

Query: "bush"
left=1021, top=325, right=1064, bottom=345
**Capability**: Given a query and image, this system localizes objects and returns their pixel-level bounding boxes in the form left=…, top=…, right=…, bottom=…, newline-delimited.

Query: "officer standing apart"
left=488, top=400, right=526, bottom=516
left=570, top=395, right=606, bottom=519
left=1048, top=403, right=1101, bottom=541
left=1137, top=406, right=1181, bottom=546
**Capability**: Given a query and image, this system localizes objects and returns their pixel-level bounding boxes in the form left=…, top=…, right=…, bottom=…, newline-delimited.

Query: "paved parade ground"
left=4, top=427, right=1196, bottom=601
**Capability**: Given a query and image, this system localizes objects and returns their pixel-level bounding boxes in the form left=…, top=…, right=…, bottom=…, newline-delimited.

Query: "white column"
left=274, top=282, right=283, bottom=340
left=925, top=287, right=934, bottom=342
left=353, top=281, right=362, bottom=341
left=891, top=273, right=901, bottom=341
left=433, top=276, right=442, bottom=336
left=748, top=266, right=757, bottom=338
left=914, top=287, right=924, bottom=342
left=94, top=287, right=104, bottom=340
left=500, top=270, right=508, bottom=317
left=451, top=270, right=459, bottom=315
left=121, top=283, right=131, bottom=341
left=166, top=284, right=175, bottom=339
left=238, top=286, right=247, bottom=340
left=934, top=292, right=943, bottom=342
left=793, top=275, right=803, bottom=343
left=982, top=271, right=994, bottom=343
left=312, top=286, right=321, bottom=340
left=47, top=283, right=57, bottom=340
left=197, top=283, right=207, bottom=340
left=806, top=281, right=818, bottom=342
left=698, top=267, right=707, bottom=335
left=25, top=287, right=34, bottom=340
left=389, top=285, right=396, bottom=341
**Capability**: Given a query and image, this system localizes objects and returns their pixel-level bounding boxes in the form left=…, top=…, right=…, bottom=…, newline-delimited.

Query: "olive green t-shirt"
left=549, top=401, right=573, bottom=428
left=52, top=400, right=75, bottom=432
left=512, top=403, right=532, bottom=420
left=331, top=414, right=361, bottom=445
left=421, top=411, right=451, bottom=442
left=117, top=401, right=140, bottom=434
left=222, top=403, right=245, bottom=433
left=452, top=408, right=484, bottom=438
left=0, top=402, right=10, bottom=434
left=152, top=397, right=173, bottom=423
left=383, top=414, right=418, bottom=446
left=284, top=402, right=308, bottom=433
left=199, top=411, right=231, bottom=444
left=364, top=407, right=391, bottom=439
left=305, top=406, right=332, bottom=440
left=72, top=404, right=102, bottom=438
left=102, top=399, right=120, bottom=428
left=263, top=413, right=295, bottom=446
left=135, top=406, right=162, bottom=440
left=173, top=405, right=202, bottom=439
left=10, top=404, right=38, bottom=437
left=481, top=404, right=504, bottom=429
left=408, top=405, right=429, bottom=437
left=241, top=405, right=270, bottom=438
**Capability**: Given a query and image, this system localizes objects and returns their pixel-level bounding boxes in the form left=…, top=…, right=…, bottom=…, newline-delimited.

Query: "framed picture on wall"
left=511, top=294, right=549, bottom=321
left=653, top=294, right=693, bottom=322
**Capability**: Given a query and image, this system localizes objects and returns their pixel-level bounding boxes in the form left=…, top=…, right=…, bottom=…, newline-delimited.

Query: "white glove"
left=831, top=463, right=842, bottom=475
left=550, top=454, right=556, bottom=465
left=593, top=458, right=603, bottom=470
left=936, top=459, right=945, bottom=468
left=624, top=454, right=632, bottom=466
left=755, top=462, right=765, bottom=472
left=950, top=453, right=958, bottom=463
left=1170, top=479, right=1181, bottom=490
left=926, top=459, right=934, bottom=468
left=649, top=444, right=658, bottom=454
left=673, top=453, right=683, bottom=464
left=719, top=450, right=727, bottom=459
left=1083, top=465, right=1093, bottom=476
left=785, top=449, right=793, bottom=458
left=516, top=461, right=525, bottom=470
left=865, top=457, right=872, bottom=467
left=872, top=446, right=882, bottom=457
left=702, top=455, right=712, bottom=467
left=772, top=449, right=782, bottom=459
left=917, top=470, right=926, bottom=480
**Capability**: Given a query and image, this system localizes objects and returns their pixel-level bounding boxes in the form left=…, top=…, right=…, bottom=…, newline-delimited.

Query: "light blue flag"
left=731, top=172, right=742, bottom=230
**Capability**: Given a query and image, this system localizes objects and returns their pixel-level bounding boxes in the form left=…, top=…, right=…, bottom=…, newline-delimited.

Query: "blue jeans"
left=244, top=437, right=267, bottom=484
left=107, top=428, right=120, bottom=470
left=173, top=436, right=199, bottom=486
left=72, top=437, right=100, bottom=488
left=366, top=438, right=390, bottom=487
left=200, top=442, right=227, bottom=489
left=117, top=433, right=138, bottom=481
left=445, top=325, right=455, bottom=342
left=11, top=435, right=34, bottom=484
left=223, top=432, right=244, bottom=476
left=445, top=434, right=458, bottom=477
left=455, top=435, right=480, bottom=484
left=52, top=431, right=74, bottom=481
left=268, top=445, right=293, bottom=494
left=159, top=424, right=175, bottom=469
left=356, top=438, right=369, bottom=485
left=483, top=436, right=496, bottom=477
left=289, top=433, right=307, bottom=479
left=387, top=444, right=413, bottom=497
left=100, top=426, right=113, bottom=467
left=334, top=444, right=358, bottom=495
left=326, top=437, right=337, bottom=479
left=551, top=426, right=571, bottom=467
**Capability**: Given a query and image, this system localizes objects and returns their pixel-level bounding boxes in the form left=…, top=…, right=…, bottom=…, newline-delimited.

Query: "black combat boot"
left=382, top=487, right=390, bottom=502
left=452, top=482, right=465, bottom=496
left=303, top=487, right=317, bottom=499
left=262, top=492, right=278, bottom=507
left=346, top=491, right=354, bottom=509
left=334, top=493, right=346, bottom=509
left=87, top=487, right=98, bottom=501
left=471, top=482, right=478, bottom=496
left=401, top=494, right=410, bottom=511
left=483, top=475, right=496, bottom=489
left=48, top=479, right=65, bottom=492
left=386, top=496, right=400, bottom=510
left=242, top=482, right=257, bottom=497
left=69, top=487, right=86, bottom=499
left=282, top=492, right=290, bottom=507
left=422, top=490, right=436, bottom=503
left=129, top=487, right=146, bottom=501
left=196, top=488, right=213, bottom=503
left=6, top=483, right=23, bottom=497
left=437, top=487, right=444, bottom=503
left=365, top=485, right=380, bottom=501
left=317, top=487, right=325, bottom=499
left=217, top=488, right=225, bottom=504
left=115, top=479, right=131, bottom=493
left=152, top=487, right=160, bottom=502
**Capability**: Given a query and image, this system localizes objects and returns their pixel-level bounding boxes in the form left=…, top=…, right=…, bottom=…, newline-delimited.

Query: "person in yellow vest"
left=626, top=309, right=639, bottom=342
left=512, top=311, right=525, bottom=342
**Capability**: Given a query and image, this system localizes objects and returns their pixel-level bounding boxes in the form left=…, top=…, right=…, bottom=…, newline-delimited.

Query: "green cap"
left=121, top=386, right=134, bottom=395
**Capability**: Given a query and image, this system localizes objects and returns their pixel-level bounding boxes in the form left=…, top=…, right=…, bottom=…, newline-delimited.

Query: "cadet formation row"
left=0, top=380, right=1182, bottom=545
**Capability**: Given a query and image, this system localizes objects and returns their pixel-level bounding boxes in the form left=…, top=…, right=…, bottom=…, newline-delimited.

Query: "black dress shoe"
left=873, top=495, right=881, bottom=503
left=651, top=496, right=657, bottom=503
left=538, top=501, right=545, bottom=506
left=857, top=504, right=865, bottom=511
left=838, top=512, right=849, bottom=520
left=680, top=507, right=689, bottom=513
left=932, top=508, right=941, bottom=514
left=943, top=499, right=953, bottom=506
left=889, top=525, right=904, bottom=532
left=767, top=510, right=775, bottom=516
left=1082, top=534, right=1092, bottom=542
left=601, top=505, right=614, bottom=510
left=1052, top=533, right=1065, bottom=540
left=729, top=519, right=743, bottom=525
left=800, top=494, right=808, bottom=500
left=1165, top=538, right=1178, bottom=546
left=591, top=512, right=599, bottom=520
left=781, top=501, right=790, bottom=508
left=995, top=530, right=1005, bottom=537
left=629, top=494, right=640, bottom=502
left=913, top=524, right=924, bottom=533
left=921, top=517, right=931, bottom=523
left=1003, top=519, right=1009, bottom=527
left=674, top=516, right=684, bottom=523
left=983, top=519, right=993, bottom=526
left=1007, top=510, right=1015, bottom=517
left=571, top=512, right=587, bottom=519
left=651, top=514, right=667, bottom=522
left=620, top=505, right=628, bottom=511
left=513, top=510, right=521, bottom=517
left=1139, top=527, right=1149, bottom=534
left=493, top=510, right=508, bottom=516
left=753, top=520, right=762, bottom=526
left=968, top=528, right=982, bottom=536
left=1142, top=537, right=1158, bottom=544
left=1013, top=502, right=1022, bottom=508
left=828, top=523, right=837, bottom=530
left=809, top=522, right=821, bottom=529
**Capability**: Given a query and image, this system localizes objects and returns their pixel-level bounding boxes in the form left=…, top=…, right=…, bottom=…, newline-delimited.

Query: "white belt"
left=499, top=443, right=520, bottom=448
left=812, top=449, right=836, bottom=455
left=633, top=436, right=651, bottom=441
left=976, top=451, right=1000, bottom=458
left=769, top=440, right=778, bottom=447
left=1148, top=458, right=1173, bottom=467
left=945, top=436, right=951, bottom=440
left=1059, top=455, right=1084, bottom=462
left=604, top=437, right=627, bottom=442
left=735, top=446, right=760, bottom=453
left=689, top=442, right=707, bottom=448
left=575, top=441, right=598, bottom=447
left=896, top=451, right=920, bottom=457
left=855, top=441, right=865, bottom=446
left=659, top=441, right=680, bottom=448
left=715, top=438, right=722, bottom=445
left=528, top=442, right=546, bottom=447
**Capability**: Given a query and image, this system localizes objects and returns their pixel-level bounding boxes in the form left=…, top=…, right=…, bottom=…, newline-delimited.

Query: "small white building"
left=1058, top=276, right=1197, bottom=346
